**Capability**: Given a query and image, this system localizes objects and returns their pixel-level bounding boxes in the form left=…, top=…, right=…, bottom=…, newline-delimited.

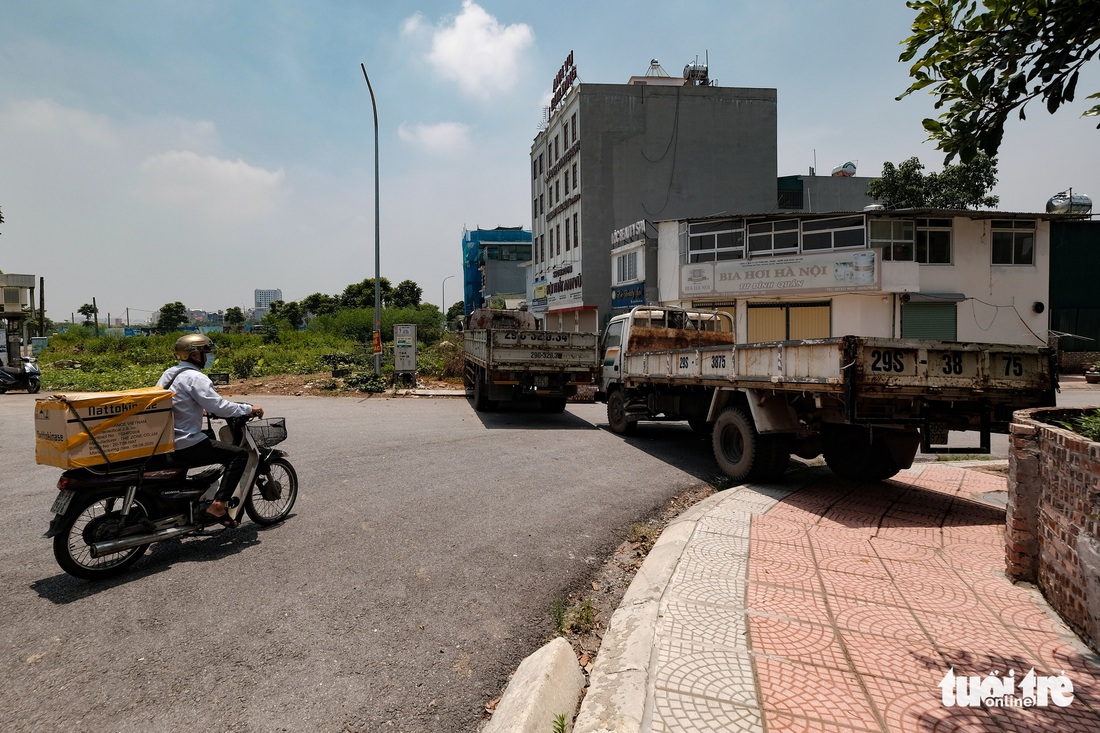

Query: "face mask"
left=204, top=353, right=215, bottom=370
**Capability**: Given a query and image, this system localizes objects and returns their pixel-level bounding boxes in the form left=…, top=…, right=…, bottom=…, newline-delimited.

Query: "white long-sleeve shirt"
left=157, top=362, right=253, bottom=449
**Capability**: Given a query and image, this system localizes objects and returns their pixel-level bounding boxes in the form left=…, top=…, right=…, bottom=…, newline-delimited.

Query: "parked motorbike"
left=0, top=356, right=41, bottom=393
left=46, top=415, right=298, bottom=579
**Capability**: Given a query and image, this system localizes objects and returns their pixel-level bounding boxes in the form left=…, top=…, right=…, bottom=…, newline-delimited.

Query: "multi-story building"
left=253, top=288, right=282, bottom=321
left=461, top=227, right=532, bottom=315
left=530, top=56, right=778, bottom=332
left=647, top=207, right=1088, bottom=348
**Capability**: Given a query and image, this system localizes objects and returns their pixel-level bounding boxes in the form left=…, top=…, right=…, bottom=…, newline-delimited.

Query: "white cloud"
left=405, top=1, right=534, bottom=99
left=138, top=151, right=286, bottom=222
left=397, top=121, right=472, bottom=155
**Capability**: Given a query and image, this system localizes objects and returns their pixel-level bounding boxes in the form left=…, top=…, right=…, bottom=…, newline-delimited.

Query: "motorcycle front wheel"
left=27, top=377, right=41, bottom=394
left=53, top=491, right=150, bottom=580
left=244, top=457, right=298, bottom=525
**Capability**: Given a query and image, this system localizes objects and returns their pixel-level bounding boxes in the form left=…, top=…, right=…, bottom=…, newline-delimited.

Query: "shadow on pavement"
left=29, top=522, right=279, bottom=604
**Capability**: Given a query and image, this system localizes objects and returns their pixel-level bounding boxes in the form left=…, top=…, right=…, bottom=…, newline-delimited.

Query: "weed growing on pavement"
left=565, top=598, right=597, bottom=635
left=551, top=713, right=568, bottom=733
left=629, top=521, right=661, bottom=554
left=550, top=596, right=567, bottom=634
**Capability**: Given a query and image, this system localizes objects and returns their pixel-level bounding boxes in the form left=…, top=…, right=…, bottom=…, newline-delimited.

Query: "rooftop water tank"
left=1046, top=192, right=1092, bottom=214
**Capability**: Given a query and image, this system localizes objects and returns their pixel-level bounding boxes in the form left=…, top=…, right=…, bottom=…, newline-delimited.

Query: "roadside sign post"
left=394, top=324, right=416, bottom=386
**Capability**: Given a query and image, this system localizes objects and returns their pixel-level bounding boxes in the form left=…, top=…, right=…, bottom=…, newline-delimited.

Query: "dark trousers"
left=171, top=438, right=249, bottom=502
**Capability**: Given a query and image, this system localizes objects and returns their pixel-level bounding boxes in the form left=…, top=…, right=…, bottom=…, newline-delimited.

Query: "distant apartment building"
left=253, top=288, right=282, bottom=320
left=530, top=56, right=778, bottom=331
left=461, top=227, right=532, bottom=315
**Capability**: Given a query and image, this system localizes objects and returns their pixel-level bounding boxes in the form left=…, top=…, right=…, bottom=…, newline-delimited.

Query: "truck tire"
left=711, top=406, right=761, bottom=482
left=822, top=426, right=900, bottom=482
left=471, top=372, right=495, bottom=412
left=607, top=390, right=637, bottom=435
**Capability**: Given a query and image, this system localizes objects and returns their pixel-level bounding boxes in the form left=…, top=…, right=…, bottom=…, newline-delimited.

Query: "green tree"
left=866, top=154, right=999, bottom=209
left=225, top=306, right=245, bottom=332
left=445, top=300, right=465, bottom=329
left=392, top=280, right=423, bottom=308
left=301, top=292, right=338, bottom=317
left=899, top=0, right=1100, bottom=162
left=156, top=301, right=188, bottom=331
left=340, top=277, right=392, bottom=310
left=77, top=302, right=98, bottom=327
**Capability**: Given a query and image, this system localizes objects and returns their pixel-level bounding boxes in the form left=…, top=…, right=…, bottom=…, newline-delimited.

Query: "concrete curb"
left=571, top=491, right=729, bottom=733
left=482, top=636, right=586, bottom=733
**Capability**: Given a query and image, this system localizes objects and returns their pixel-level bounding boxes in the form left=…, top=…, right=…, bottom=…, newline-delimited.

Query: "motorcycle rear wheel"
left=53, top=491, right=150, bottom=580
left=244, top=457, right=298, bottom=525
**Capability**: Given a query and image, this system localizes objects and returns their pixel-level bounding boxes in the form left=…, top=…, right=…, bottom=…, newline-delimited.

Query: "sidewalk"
left=574, top=463, right=1100, bottom=732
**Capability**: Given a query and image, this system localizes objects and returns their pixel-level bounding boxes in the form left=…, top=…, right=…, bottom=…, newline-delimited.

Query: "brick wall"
left=1008, top=408, right=1100, bottom=652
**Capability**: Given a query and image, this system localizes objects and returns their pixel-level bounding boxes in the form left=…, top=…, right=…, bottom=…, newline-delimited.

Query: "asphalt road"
left=3, top=386, right=1095, bottom=732
left=0, top=394, right=724, bottom=733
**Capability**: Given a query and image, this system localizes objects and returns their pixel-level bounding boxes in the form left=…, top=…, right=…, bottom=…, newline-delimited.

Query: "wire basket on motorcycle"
left=246, top=417, right=287, bottom=447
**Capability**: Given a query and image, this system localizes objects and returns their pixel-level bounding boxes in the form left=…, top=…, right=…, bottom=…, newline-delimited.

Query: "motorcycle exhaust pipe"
left=89, top=525, right=196, bottom=558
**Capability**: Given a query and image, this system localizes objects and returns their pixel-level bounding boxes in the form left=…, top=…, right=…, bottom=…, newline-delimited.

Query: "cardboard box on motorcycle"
left=34, top=388, right=175, bottom=469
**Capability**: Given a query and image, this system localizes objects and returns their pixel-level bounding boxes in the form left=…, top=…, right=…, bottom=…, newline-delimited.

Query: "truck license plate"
left=51, top=490, right=75, bottom=515
left=535, top=375, right=549, bottom=388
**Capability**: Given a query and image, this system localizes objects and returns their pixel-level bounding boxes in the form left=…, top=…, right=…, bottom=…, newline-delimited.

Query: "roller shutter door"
left=901, top=302, right=957, bottom=341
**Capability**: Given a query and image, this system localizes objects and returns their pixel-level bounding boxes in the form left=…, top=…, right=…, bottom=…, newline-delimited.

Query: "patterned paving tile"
left=829, top=598, right=930, bottom=644
left=749, top=515, right=812, bottom=545
left=841, top=627, right=946, bottom=687
left=694, top=513, right=754, bottom=539
left=865, top=536, right=941, bottom=563
left=865, top=679, right=1000, bottom=732
left=746, top=581, right=833, bottom=627
left=940, top=541, right=1005, bottom=571
left=653, top=648, right=758, bottom=707
left=894, top=576, right=983, bottom=615
left=659, top=598, right=749, bottom=653
left=762, top=709, right=879, bottom=732
left=666, top=576, right=748, bottom=610
left=649, top=689, right=763, bottom=733
left=749, top=615, right=850, bottom=671
left=755, top=655, right=881, bottom=730
left=748, top=549, right=818, bottom=587
left=674, top=558, right=750, bottom=587
left=987, top=702, right=1100, bottom=732
left=872, top=525, right=943, bottom=548
left=996, top=601, right=1068, bottom=633
left=817, top=552, right=891, bottom=580
left=818, top=572, right=908, bottom=609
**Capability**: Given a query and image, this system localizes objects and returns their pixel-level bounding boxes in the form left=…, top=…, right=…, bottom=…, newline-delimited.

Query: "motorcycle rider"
left=157, top=334, right=263, bottom=527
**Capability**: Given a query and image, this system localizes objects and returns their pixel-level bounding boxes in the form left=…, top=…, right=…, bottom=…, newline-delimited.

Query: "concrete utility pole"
left=361, top=63, right=382, bottom=376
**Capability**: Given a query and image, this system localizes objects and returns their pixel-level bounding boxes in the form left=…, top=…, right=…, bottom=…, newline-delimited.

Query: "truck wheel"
left=607, top=390, right=637, bottom=435
left=711, top=406, right=760, bottom=482
left=822, top=426, right=900, bottom=482
left=471, top=374, right=495, bottom=412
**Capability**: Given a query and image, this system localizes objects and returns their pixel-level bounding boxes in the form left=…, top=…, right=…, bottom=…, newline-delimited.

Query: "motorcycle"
left=46, top=415, right=298, bottom=579
left=0, top=356, right=41, bottom=393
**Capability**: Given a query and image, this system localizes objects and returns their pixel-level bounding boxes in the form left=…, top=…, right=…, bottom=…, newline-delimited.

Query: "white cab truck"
left=463, top=309, right=600, bottom=412
left=596, top=305, right=1057, bottom=482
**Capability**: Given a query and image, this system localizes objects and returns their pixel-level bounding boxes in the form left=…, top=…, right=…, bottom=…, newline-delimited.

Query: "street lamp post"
left=361, top=63, right=382, bottom=376
left=442, top=275, right=455, bottom=331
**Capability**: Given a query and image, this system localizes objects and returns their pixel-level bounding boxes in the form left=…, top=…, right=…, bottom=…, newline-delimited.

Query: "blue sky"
left=2, top=1, right=1097, bottom=323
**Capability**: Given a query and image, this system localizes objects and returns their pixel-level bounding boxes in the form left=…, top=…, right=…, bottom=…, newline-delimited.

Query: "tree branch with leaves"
left=899, top=0, right=1100, bottom=162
